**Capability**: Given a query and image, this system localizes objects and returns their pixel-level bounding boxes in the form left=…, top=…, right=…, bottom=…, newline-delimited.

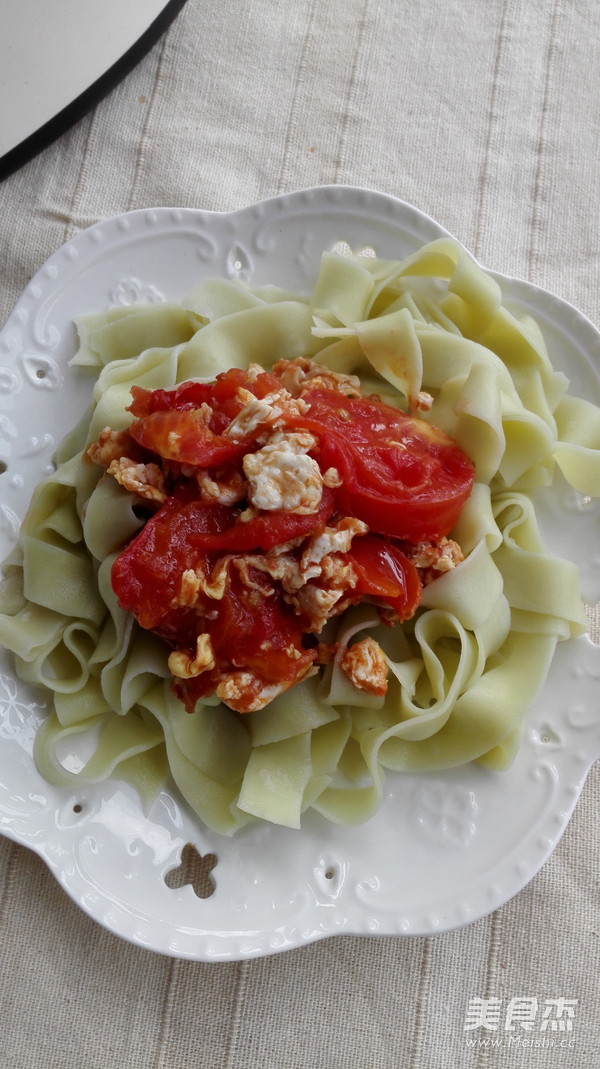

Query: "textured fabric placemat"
left=1, top=1, right=600, bottom=1066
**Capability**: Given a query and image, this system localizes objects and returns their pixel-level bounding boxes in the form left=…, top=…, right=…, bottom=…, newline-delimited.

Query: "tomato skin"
left=347, top=535, right=422, bottom=621
left=290, top=389, right=475, bottom=543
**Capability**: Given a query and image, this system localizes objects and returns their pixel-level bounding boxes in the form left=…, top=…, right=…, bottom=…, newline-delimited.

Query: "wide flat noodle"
left=0, top=238, right=598, bottom=833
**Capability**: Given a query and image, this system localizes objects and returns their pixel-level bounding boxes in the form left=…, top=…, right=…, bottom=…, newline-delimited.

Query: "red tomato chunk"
left=290, top=389, right=475, bottom=543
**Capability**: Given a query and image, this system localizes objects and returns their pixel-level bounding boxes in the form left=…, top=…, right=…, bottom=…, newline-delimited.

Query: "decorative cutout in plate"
left=0, top=186, right=599, bottom=960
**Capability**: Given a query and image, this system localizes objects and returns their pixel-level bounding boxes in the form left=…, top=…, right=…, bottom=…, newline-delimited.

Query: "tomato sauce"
left=91, top=361, right=475, bottom=713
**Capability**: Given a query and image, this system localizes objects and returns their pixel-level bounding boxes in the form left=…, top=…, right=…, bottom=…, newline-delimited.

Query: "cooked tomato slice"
left=129, top=367, right=253, bottom=417
left=347, top=535, right=422, bottom=621
left=190, top=487, right=336, bottom=552
left=128, top=367, right=289, bottom=449
left=171, top=571, right=315, bottom=712
left=250, top=370, right=287, bottom=398
left=206, top=573, right=314, bottom=682
left=128, top=381, right=214, bottom=416
left=114, top=501, right=316, bottom=713
left=111, top=496, right=233, bottom=628
left=129, top=409, right=247, bottom=467
left=291, top=389, right=475, bottom=543
left=203, top=368, right=287, bottom=434
left=209, top=366, right=250, bottom=402
left=111, top=487, right=337, bottom=629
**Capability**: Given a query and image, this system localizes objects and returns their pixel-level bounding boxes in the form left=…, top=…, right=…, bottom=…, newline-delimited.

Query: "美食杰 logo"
left=463, top=997, right=578, bottom=1050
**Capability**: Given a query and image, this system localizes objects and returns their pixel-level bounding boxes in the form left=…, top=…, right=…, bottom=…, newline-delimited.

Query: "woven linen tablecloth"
left=1, top=1, right=600, bottom=1066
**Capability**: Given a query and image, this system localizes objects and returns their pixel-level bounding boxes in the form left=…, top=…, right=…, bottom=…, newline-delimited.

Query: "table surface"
left=1, top=1, right=599, bottom=1066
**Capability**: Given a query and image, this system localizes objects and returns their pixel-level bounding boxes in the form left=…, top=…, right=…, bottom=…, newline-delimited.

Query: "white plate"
left=1, top=186, right=600, bottom=961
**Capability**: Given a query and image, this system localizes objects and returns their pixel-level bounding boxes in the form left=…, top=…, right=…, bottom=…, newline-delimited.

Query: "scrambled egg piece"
left=233, top=554, right=313, bottom=592
left=243, top=430, right=323, bottom=514
left=87, top=427, right=135, bottom=467
left=168, top=633, right=216, bottom=679
left=223, top=386, right=309, bottom=441
left=301, top=517, right=368, bottom=567
left=231, top=517, right=366, bottom=630
left=340, top=637, right=388, bottom=696
left=171, top=559, right=232, bottom=606
left=322, top=467, right=342, bottom=488
left=287, top=582, right=350, bottom=633
left=196, top=468, right=246, bottom=505
left=272, top=357, right=362, bottom=398
left=415, top=391, right=434, bottom=412
left=408, top=537, right=463, bottom=583
left=215, top=666, right=317, bottom=713
left=106, top=457, right=166, bottom=503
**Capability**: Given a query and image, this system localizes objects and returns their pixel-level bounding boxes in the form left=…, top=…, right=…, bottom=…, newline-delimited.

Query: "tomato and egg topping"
left=87, top=358, right=474, bottom=713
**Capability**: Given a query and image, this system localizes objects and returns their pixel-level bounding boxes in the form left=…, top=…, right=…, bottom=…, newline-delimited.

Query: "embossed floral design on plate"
left=0, top=186, right=600, bottom=961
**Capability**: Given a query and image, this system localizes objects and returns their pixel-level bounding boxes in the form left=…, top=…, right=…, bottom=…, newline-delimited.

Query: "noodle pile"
left=0, top=238, right=596, bottom=833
